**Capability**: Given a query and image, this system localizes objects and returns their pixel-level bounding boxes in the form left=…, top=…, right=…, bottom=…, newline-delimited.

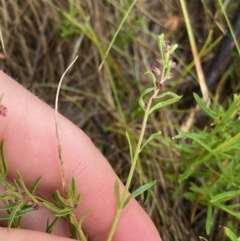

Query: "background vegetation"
left=0, top=0, right=240, bottom=240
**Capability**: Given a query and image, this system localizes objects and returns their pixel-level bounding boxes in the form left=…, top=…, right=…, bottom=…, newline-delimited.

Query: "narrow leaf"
left=42, top=201, right=60, bottom=213
left=0, top=206, right=35, bottom=221
left=98, top=0, right=138, bottom=70
left=224, top=227, right=239, bottom=241
left=140, top=131, right=162, bottom=152
left=16, top=171, right=37, bottom=202
left=55, top=207, right=72, bottom=217
left=144, top=71, right=156, bottom=87
left=164, top=60, right=171, bottom=80
left=46, top=217, right=61, bottom=234
left=69, top=177, right=76, bottom=198
left=29, top=177, right=41, bottom=194
left=149, top=95, right=181, bottom=114
left=75, top=193, right=82, bottom=209
left=210, top=190, right=240, bottom=204
left=176, top=132, right=212, bottom=152
left=114, top=179, right=121, bottom=208
left=122, top=181, right=156, bottom=209
left=0, top=203, right=19, bottom=210
left=78, top=209, right=92, bottom=228
left=206, top=205, right=213, bottom=235
left=169, top=44, right=178, bottom=54
left=178, top=168, right=193, bottom=182
left=193, top=93, right=217, bottom=119
left=52, top=192, right=63, bottom=208
left=158, top=34, right=165, bottom=59
left=138, top=87, right=154, bottom=109
left=154, top=91, right=180, bottom=99
left=125, top=131, right=133, bottom=160
left=55, top=190, right=67, bottom=205
left=8, top=202, right=25, bottom=229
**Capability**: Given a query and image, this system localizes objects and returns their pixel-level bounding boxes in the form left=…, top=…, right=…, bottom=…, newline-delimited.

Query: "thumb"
left=0, top=227, right=73, bottom=241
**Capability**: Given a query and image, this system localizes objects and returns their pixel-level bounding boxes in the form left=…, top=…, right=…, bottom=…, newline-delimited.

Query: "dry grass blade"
left=54, top=56, right=78, bottom=196
left=0, top=27, right=6, bottom=55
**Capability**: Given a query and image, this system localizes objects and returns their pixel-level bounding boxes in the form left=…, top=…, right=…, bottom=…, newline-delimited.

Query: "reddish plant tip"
left=157, top=82, right=164, bottom=90
left=0, top=104, right=7, bottom=117
left=171, top=62, right=177, bottom=68
left=151, top=67, right=161, bottom=76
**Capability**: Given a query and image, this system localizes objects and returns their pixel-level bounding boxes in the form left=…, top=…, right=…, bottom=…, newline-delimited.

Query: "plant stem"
left=107, top=88, right=160, bottom=241
left=107, top=34, right=171, bottom=241
left=70, top=213, right=87, bottom=241
left=122, top=88, right=159, bottom=200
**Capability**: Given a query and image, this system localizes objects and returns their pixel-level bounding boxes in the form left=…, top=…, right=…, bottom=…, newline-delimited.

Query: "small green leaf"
left=122, top=181, right=156, bottom=209
left=125, top=131, right=133, bottom=160
left=193, top=93, right=217, bottom=119
left=164, top=60, right=171, bottom=80
left=176, top=132, right=212, bottom=152
left=158, top=34, right=165, bottom=58
left=0, top=179, right=12, bottom=189
left=42, top=201, right=60, bottom=213
left=75, top=193, right=82, bottom=209
left=46, top=217, right=61, bottom=234
left=78, top=209, right=92, bottom=229
left=0, top=140, right=8, bottom=178
left=0, top=203, right=19, bottom=210
left=0, top=204, right=34, bottom=222
left=52, top=192, right=63, bottom=208
left=8, top=202, right=25, bottom=228
left=55, top=207, right=72, bottom=217
left=144, top=71, right=156, bottom=87
left=154, top=91, right=179, bottom=100
left=30, top=177, right=41, bottom=195
left=69, top=177, right=76, bottom=198
left=138, top=87, right=154, bottom=110
left=206, top=205, right=213, bottom=235
left=169, top=44, right=178, bottom=54
left=140, top=131, right=162, bottom=152
left=224, top=227, right=239, bottom=241
left=114, top=179, right=121, bottom=208
left=178, top=168, right=193, bottom=182
left=210, top=190, right=240, bottom=204
left=148, top=92, right=181, bottom=114
left=55, top=190, right=67, bottom=205
left=183, top=192, right=198, bottom=201
left=16, top=171, right=37, bottom=202
left=163, top=51, right=170, bottom=66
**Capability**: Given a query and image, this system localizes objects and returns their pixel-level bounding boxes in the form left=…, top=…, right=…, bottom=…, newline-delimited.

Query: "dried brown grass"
left=0, top=1, right=239, bottom=240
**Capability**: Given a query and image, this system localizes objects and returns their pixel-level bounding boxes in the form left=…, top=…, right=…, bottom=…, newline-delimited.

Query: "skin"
left=0, top=70, right=162, bottom=241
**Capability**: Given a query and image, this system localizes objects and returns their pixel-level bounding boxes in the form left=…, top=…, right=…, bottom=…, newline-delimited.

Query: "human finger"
left=0, top=70, right=161, bottom=241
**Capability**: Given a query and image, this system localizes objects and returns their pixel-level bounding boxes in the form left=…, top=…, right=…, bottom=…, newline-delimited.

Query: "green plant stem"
left=70, top=213, right=87, bottom=241
left=123, top=89, right=160, bottom=198
left=106, top=87, right=160, bottom=241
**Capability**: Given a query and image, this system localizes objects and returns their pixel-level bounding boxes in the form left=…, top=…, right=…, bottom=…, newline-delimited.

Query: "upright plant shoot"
left=107, top=34, right=181, bottom=241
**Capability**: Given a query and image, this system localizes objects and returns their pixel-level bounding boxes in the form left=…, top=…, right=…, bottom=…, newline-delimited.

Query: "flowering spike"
left=151, top=67, right=161, bottom=76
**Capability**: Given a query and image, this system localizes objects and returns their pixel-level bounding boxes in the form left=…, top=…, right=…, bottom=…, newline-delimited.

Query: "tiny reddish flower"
left=171, top=62, right=177, bottom=68
left=151, top=67, right=161, bottom=76
left=157, top=82, right=164, bottom=90
left=0, top=104, right=7, bottom=117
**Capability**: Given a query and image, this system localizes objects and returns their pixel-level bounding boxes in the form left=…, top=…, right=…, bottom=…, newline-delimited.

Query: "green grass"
left=0, top=0, right=240, bottom=240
